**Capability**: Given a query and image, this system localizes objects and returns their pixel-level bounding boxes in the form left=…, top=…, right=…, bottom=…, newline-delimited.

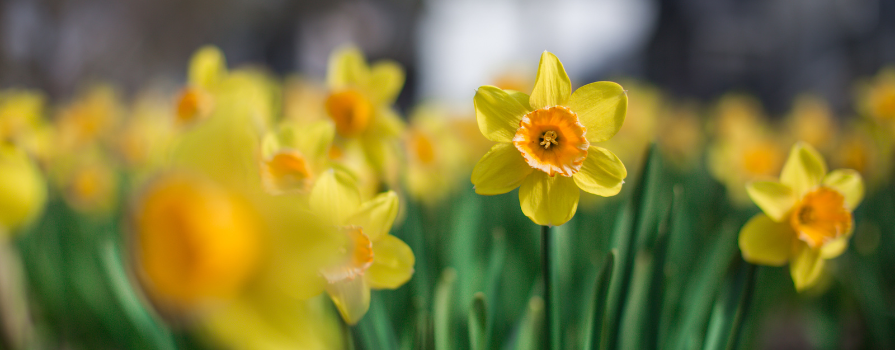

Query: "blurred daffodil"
left=51, top=147, right=119, bottom=214
left=857, top=66, right=895, bottom=126
left=471, top=51, right=628, bottom=226
left=325, top=46, right=405, bottom=176
left=308, top=170, right=414, bottom=324
left=175, top=46, right=225, bottom=126
left=56, top=84, right=123, bottom=151
left=0, top=89, right=46, bottom=144
left=600, top=79, right=660, bottom=171
left=739, top=142, right=863, bottom=291
left=656, top=102, right=704, bottom=172
left=0, top=144, right=46, bottom=236
left=708, top=94, right=786, bottom=204
left=403, top=104, right=466, bottom=207
left=259, top=120, right=334, bottom=195
left=785, top=94, right=837, bottom=154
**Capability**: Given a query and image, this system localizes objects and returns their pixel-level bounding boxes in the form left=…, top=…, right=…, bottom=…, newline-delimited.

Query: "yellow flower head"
left=307, top=170, right=414, bottom=324
left=739, top=142, right=864, bottom=291
left=403, top=104, right=466, bottom=206
left=785, top=94, right=836, bottom=151
left=858, top=66, right=895, bottom=124
left=175, top=46, right=227, bottom=126
left=132, top=173, right=262, bottom=311
left=0, top=89, right=46, bottom=143
left=56, top=84, right=123, bottom=151
left=259, top=120, right=335, bottom=195
left=324, top=46, right=406, bottom=173
left=0, top=144, right=46, bottom=236
left=471, top=51, right=628, bottom=226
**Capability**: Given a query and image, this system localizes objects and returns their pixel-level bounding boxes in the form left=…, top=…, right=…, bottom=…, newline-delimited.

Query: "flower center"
left=325, top=89, right=372, bottom=137
left=741, top=142, right=781, bottom=176
left=175, top=87, right=213, bottom=125
left=409, top=130, right=436, bottom=165
left=260, top=149, right=314, bottom=194
left=321, top=226, right=374, bottom=283
left=512, top=106, right=589, bottom=177
left=789, top=187, right=852, bottom=249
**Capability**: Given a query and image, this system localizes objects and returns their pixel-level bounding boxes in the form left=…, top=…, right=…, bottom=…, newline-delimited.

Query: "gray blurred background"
left=1, top=0, right=893, bottom=115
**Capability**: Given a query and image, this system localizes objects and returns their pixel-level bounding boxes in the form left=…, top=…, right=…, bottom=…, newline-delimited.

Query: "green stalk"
left=541, top=225, right=552, bottom=350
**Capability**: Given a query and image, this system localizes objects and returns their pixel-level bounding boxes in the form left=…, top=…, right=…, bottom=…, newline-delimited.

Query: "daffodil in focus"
left=0, top=144, right=46, bottom=236
left=325, top=46, right=405, bottom=175
left=471, top=51, right=628, bottom=226
left=307, top=170, right=414, bottom=324
left=739, top=142, right=863, bottom=291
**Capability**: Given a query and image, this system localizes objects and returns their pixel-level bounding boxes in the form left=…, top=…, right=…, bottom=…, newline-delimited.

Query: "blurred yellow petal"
left=367, top=60, right=405, bottom=105
left=471, top=143, right=533, bottom=195
left=738, top=214, right=793, bottom=266
left=745, top=181, right=797, bottom=222
left=474, top=86, right=530, bottom=142
left=529, top=51, right=571, bottom=109
left=327, top=46, right=369, bottom=90
left=326, top=277, right=370, bottom=325
left=568, top=81, right=627, bottom=143
left=780, top=142, right=827, bottom=197
left=346, top=191, right=399, bottom=241
left=572, top=146, right=626, bottom=196
left=0, top=144, right=46, bottom=233
left=286, top=121, right=336, bottom=161
left=819, top=233, right=850, bottom=259
left=822, top=169, right=864, bottom=210
left=310, top=169, right=361, bottom=225
left=367, top=234, right=415, bottom=289
left=790, top=243, right=825, bottom=291
left=519, top=171, right=579, bottom=226
left=189, top=45, right=227, bottom=89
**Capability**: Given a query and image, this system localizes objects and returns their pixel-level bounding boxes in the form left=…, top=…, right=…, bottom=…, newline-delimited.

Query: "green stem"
left=541, top=225, right=552, bottom=350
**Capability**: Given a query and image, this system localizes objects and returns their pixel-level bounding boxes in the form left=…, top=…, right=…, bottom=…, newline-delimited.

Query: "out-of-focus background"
left=3, top=0, right=893, bottom=114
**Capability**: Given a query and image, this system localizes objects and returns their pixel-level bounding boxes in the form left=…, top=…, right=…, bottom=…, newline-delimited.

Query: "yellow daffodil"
left=403, top=104, right=466, bottom=207
left=471, top=51, right=628, bottom=226
left=707, top=94, right=786, bottom=204
left=0, top=144, right=46, bottom=236
left=325, top=46, right=405, bottom=175
left=259, top=120, right=334, bottom=195
left=56, top=84, right=123, bottom=151
left=830, top=121, right=893, bottom=190
left=857, top=66, right=895, bottom=125
left=785, top=94, right=837, bottom=154
left=175, top=46, right=225, bottom=126
left=739, top=142, right=864, bottom=291
left=0, top=89, right=46, bottom=143
left=51, top=147, right=119, bottom=215
left=600, top=79, right=660, bottom=172
left=116, top=88, right=176, bottom=176
left=306, top=170, right=414, bottom=324
left=656, top=102, right=704, bottom=172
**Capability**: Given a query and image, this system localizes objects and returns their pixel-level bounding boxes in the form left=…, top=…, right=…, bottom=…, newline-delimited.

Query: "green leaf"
left=434, top=269, right=457, bottom=350
left=512, top=296, right=545, bottom=350
left=584, top=250, right=616, bottom=350
left=469, top=293, right=487, bottom=350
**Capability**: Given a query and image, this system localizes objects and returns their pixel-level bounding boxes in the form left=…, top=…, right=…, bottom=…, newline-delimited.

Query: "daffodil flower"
left=175, top=46, right=225, bottom=125
left=259, top=120, right=335, bottom=195
left=739, top=142, right=864, bottom=291
left=308, top=170, right=414, bottom=324
left=325, top=46, right=405, bottom=173
left=471, top=51, right=628, bottom=226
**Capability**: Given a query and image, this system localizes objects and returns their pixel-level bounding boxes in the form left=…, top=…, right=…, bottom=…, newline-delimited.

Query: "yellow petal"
left=367, top=234, right=415, bottom=289
left=572, top=146, right=626, bottom=196
left=189, top=45, right=227, bottom=89
left=471, top=143, right=533, bottom=195
left=529, top=51, right=571, bottom=109
left=367, top=60, right=405, bottom=105
left=519, top=171, right=579, bottom=226
left=567, top=81, right=627, bottom=143
left=745, top=181, right=797, bottom=222
left=326, top=277, right=370, bottom=325
left=780, top=142, right=828, bottom=197
left=327, top=46, right=369, bottom=90
left=738, top=214, right=794, bottom=266
left=474, top=86, right=530, bottom=142
left=290, top=121, right=336, bottom=161
left=346, top=191, right=399, bottom=241
left=822, top=169, right=864, bottom=210
left=819, top=233, right=850, bottom=259
left=506, top=90, right=532, bottom=110
left=790, top=243, right=825, bottom=291
left=310, top=169, right=361, bottom=226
